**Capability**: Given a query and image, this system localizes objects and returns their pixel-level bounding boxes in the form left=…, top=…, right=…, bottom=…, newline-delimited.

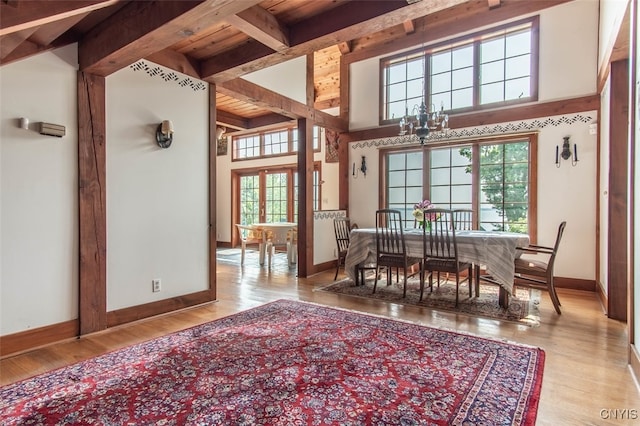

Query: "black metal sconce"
left=360, top=156, right=367, bottom=177
left=555, top=136, right=578, bottom=167
left=156, top=120, right=174, bottom=148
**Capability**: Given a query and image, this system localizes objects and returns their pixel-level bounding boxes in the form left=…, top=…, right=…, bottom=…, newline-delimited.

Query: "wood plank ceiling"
left=5, top=0, right=591, bottom=136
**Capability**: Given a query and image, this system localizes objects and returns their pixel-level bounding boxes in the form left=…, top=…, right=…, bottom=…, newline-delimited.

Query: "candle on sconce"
left=555, top=145, right=559, bottom=165
left=574, top=144, right=578, bottom=162
left=352, top=162, right=356, bottom=176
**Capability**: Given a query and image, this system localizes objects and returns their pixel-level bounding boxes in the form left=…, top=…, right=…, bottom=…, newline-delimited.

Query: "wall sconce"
left=19, top=117, right=29, bottom=130
left=360, top=156, right=367, bottom=177
left=555, top=136, right=578, bottom=167
left=156, top=120, right=174, bottom=148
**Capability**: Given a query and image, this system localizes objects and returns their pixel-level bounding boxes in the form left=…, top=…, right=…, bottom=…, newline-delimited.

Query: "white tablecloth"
left=345, top=228, right=529, bottom=295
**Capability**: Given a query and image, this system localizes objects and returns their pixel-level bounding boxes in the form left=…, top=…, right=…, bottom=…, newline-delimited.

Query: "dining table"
left=249, top=222, right=298, bottom=265
left=344, top=228, right=530, bottom=307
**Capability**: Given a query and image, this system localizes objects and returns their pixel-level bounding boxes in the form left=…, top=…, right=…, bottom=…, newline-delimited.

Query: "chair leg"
left=373, top=267, right=380, bottom=293
left=455, top=274, right=460, bottom=307
left=240, top=243, right=246, bottom=265
left=474, top=265, right=480, bottom=297
left=402, top=264, right=408, bottom=298
left=548, top=275, right=562, bottom=314
left=468, top=266, right=473, bottom=297
left=334, top=256, right=340, bottom=281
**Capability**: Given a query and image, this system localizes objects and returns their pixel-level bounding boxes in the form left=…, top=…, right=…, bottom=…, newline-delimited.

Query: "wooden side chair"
left=514, top=221, right=567, bottom=314
left=452, top=208, right=474, bottom=231
left=235, top=224, right=265, bottom=265
left=422, top=208, right=473, bottom=306
left=452, top=208, right=479, bottom=295
left=333, top=218, right=352, bottom=280
left=374, top=209, right=422, bottom=297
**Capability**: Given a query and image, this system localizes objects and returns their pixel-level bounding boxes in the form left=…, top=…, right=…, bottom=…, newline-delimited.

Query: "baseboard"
left=596, top=281, right=608, bottom=314
left=554, top=276, right=596, bottom=292
left=0, top=319, right=79, bottom=358
left=310, top=260, right=336, bottom=276
left=106, top=290, right=215, bottom=328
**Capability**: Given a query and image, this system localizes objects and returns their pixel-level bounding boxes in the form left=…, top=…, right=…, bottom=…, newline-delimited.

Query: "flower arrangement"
left=412, top=199, right=437, bottom=229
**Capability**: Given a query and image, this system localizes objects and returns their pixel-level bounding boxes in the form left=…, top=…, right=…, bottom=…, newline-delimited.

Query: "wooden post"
left=78, top=71, right=107, bottom=335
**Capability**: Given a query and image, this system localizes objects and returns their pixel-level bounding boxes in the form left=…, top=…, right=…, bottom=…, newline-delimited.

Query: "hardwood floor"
left=2, top=250, right=639, bottom=425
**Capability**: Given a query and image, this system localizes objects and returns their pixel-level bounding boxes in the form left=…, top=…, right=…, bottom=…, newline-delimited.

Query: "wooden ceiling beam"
left=225, top=5, right=290, bottom=52
left=29, top=12, right=90, bottom=46
left=248, top=113, right=294, bottom=129
left=79, top=0, right=263, bottom=77
left=0, top=0, right=119, bottom=36
left=145, top=49, right=201, bottom=80
left=201, top=0, right=467, bottom=83
left=0, top=32, right=73, bottom=65
left=215, top=109, right=250, bottom=130
left=0, top=27, right=37, bottom=59
left=218, top=78, right=348, bottom=132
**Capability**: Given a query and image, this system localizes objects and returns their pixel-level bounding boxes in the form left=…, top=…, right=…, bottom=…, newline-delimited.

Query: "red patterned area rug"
left=0, top=300, right=545, bottom=425
left=320, top=277, right=541, bottom=327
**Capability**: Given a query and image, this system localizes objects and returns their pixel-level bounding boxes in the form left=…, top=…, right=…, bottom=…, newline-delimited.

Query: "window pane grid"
left=387, top=151, right=424, bottom=228
left=386, top=141, right=530, bottom=234
left=265, top=173, right=288, bottom=223
left=232, top=126, right=321, bottom=160
left=381, top=19, right=535, bottom=121
left=239, top=175, right=260, bottom=225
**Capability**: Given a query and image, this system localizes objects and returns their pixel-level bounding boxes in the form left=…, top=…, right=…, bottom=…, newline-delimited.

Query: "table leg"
left=498, top=287, right=510, bottom=308
left=259, top=244, right=266, bottom=266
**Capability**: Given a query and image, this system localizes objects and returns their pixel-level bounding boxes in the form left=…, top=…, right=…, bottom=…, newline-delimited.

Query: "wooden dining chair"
left=422, top=208, right=473, bottom=306
left=235, top=224, right=265, bottom=265
left=374, top=209, right=422, bottom=297
left=452, top=208, right=479, bottom=295
left=333, top=217, right=352, bottom=280
left=513, top=221, right=567, bottom=314
left=452, top=209, right=474, bottom=231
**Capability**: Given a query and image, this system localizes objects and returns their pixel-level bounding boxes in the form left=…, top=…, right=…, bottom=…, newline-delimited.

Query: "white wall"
left=243, top=56, right=307, bottom=104
left=0, top=45, right=79, bottom=334
left=106, top=62, right=209, bottom=311
left=350, top=0, right=599, bottom=131
left=598, top=0, right=631, bottom=71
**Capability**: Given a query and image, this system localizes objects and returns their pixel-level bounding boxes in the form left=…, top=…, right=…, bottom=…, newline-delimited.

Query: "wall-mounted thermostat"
left=39, top=122, right=65, bottom=137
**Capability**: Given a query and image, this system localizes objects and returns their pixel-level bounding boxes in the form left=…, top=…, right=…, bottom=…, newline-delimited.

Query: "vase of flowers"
left=412, top=199, right=435, bottom=230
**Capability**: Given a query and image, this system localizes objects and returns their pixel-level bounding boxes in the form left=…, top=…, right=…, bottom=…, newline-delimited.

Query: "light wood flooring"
left=2, top=250, right=639, bottom=425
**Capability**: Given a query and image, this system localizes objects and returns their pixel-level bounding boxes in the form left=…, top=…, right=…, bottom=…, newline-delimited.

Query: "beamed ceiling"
left=1, top=0, right=584, bottom=135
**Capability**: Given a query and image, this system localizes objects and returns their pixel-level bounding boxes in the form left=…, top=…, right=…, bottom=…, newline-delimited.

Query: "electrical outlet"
left=152, top=279, right=161, bottom=292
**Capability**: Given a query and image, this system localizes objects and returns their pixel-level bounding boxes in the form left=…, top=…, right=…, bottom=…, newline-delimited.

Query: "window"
left=233, top=126, right=322, bottom=160
left=383, top=137, right=535, bottom=235
left=235, top=163, right=321, bottom=226
left=381, top=17, right=538, bottom=123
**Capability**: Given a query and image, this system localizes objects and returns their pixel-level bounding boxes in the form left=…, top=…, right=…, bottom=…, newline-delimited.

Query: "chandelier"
left=398, top=101, right=449, bottom=145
